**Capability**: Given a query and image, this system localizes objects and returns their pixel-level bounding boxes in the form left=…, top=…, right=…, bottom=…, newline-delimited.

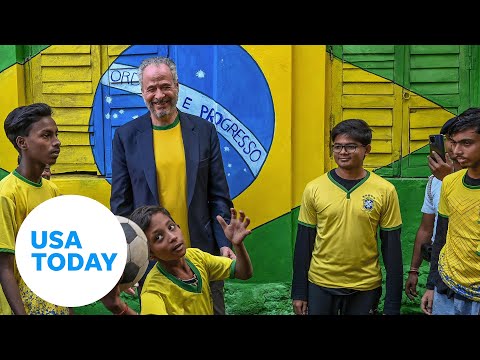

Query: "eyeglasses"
left=331, top=144, right=366, bottom=154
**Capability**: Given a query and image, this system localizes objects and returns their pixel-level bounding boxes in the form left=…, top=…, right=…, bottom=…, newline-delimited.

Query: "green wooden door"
left=400, top=45, right=470, bottom=177
left=330, top=45, right=472, bottom=178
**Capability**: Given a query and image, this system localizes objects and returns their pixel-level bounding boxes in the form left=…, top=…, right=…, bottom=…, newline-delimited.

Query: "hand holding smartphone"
left=429, top=134, right=446, bottom=162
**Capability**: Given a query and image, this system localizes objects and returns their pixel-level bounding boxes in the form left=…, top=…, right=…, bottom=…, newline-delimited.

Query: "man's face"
left=141, top=64, right=179, bottom=120
left=332, top=134, right=371, bottom=170
left=144, top=212, right=186, bottom=262
left=20, top=116, right=61, bottom=166
left=449, top=128, right=480, bottom=170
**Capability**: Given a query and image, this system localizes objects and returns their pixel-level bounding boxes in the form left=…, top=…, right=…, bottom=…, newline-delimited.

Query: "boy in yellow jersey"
left=101, top=206, right=253, bottom=315
left=0, top=103, right=70, bottom=315
left=405, top=116, right=464, bottom=301
left=291, top=119, right=403, bottom=315
left=422, top=108, right=480, bottom=315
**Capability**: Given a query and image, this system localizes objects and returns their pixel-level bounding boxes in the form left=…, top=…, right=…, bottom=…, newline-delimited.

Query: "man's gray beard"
left=146, top=97, right=178, bottom=121
left=154, top=108, right=170, bottom=119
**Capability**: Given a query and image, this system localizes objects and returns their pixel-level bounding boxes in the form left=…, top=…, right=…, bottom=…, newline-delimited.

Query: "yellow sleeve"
left=46, top=179, right=60, bottom=197
left=140, top=292, right=168, bottom=315
left=380, top=186, right=402, bottom=230
left=201, top=250, right=233, bottom=281
left=0, top=196, right=17, bottom=252
left=297, top=183, right=317, bottom=227
left=437, top=179, right=449, bottom=218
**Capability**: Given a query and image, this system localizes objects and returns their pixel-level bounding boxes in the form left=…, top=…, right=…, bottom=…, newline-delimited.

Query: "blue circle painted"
left=89, top=45, right=275, bottom=199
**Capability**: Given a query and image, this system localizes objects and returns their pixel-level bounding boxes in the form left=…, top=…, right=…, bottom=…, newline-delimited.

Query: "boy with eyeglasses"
left=291, top=118, right=403, bottom=315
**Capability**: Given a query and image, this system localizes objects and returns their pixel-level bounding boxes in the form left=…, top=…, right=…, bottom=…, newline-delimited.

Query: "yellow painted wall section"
left=52, top=175, right=112, bottom=209
left=25, top=45, right=99, bottom=175
left=6, top=46, right=307, bottom=229
left=234, top=45, right=292, bottom=228
left=0, top=64, right=26, bottom=172
left=291, top=45, right=326, bottom=207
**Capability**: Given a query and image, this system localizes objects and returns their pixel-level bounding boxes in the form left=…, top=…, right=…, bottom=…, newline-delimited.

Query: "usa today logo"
left=15, top=195, right=127, bottom=307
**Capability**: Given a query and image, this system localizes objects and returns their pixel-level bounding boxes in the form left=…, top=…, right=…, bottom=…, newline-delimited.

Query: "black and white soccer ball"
left=116, top=216, right=149, bottom=291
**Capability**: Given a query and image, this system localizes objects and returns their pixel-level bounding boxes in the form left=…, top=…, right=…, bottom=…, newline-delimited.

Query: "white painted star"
left=119, top=109, right=124, bottom=114
left=105, top=113, right=110, bottom=120
left=105, top=96, right=112, bottom=104
left=113, top=113, right=118, bottom=119
left=228, top=163, right=232, bottom=168
left=243, top=168, right=247, bottom=172
left=224, top=146, right=230, bottom=152
left=227, top=173, right=230, bottom=176
left=132, top=115, right=139, bottom=119
left=195, top=70, right=205, bottom=78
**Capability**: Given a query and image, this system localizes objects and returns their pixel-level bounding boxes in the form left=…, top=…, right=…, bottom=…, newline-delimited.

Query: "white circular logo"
left=15, top=195, right=127, bottom=307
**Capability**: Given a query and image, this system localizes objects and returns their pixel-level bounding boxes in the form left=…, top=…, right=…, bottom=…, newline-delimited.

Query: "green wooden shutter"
left=400, top=45, right=468, bottom=177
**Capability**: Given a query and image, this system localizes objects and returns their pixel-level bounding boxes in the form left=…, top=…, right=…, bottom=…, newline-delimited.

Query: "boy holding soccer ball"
left=101, top=206, right=253, bottom=315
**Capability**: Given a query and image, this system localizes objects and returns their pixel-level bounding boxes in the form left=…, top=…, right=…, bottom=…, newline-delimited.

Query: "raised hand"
left=216, top=208, right=252, bottom=246
left=428, top=152, right=454, bottom=181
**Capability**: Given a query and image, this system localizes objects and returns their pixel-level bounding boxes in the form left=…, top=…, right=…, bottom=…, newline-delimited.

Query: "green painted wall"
left=0, top=45, right=49, bottom=72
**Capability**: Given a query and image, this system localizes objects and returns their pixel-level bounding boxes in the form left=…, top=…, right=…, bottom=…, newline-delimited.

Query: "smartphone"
left=429, top=134, right=446, bottom=162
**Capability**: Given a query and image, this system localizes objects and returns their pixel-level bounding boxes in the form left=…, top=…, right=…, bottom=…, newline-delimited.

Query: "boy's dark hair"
left=440, top=116, right=458, bottom=136
left=448, top=107, right=480, bottom=137
left=330, top=118, right=372, bottom=145
left=4, top=103, right=53, bottom=152
left=129, top=205, right=175, bottom=233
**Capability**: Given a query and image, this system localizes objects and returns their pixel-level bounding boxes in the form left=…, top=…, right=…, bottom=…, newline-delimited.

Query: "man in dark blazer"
left=110, top=56, right=234, bottom=315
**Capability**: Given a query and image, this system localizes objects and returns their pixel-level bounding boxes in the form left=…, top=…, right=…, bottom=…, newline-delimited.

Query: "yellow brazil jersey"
left=140, top=248, right=235, bottom=315
left=298, top=170, right=402, bottom=291
left=153, top=115, right=191, bottom=248
left=437, top=169, right=480, bottom=301
left=0, top=170, right=69, bottom=315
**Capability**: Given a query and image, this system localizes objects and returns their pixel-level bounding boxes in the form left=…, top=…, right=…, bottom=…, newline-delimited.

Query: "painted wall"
left=0, top=45, right=469, bottom=314
left=0, top=45, right=326, bottom=314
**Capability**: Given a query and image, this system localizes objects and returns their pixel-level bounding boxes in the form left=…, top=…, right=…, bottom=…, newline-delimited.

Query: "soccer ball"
left=116, top=216, right=149, bottom=292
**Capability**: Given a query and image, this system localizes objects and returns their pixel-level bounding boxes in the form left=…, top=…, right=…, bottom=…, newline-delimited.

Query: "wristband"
left=115, top=303, right=129, bottom=315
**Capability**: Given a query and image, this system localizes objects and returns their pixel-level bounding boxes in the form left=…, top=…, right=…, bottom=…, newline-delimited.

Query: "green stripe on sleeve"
left=297, top=220, right=316, bottom=228
left=229, top=259, right=236, bottom=279
left=379, top=224, right=402, bottom=231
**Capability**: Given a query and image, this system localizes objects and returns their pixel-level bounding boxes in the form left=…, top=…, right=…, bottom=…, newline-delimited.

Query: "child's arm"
left=100, top=282, right=138, bottom=315
left=216, top=208, right=253, bottom=280
left=0, top=253, right=27, bottom=315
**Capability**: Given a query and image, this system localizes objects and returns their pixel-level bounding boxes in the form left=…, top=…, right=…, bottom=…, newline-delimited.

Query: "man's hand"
left=421, top=289, right=434, bottom=315
left=219, top=246, right=236, bottom=260
left=292, top=299, right=308, bottom=315
left=405, top=273, right=419, bottom=300
left=428, top=152, right=454, bottom=181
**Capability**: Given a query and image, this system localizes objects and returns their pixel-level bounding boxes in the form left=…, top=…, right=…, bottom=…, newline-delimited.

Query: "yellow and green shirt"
left=0, top=170, right=69, bottom=315
left=437, top=169, right=480, bottom=301
left=298, top=170, right=402, bottom=290
left=153, top=116, right=191, bottom=248
left=140, top=248, right=235, bottom=315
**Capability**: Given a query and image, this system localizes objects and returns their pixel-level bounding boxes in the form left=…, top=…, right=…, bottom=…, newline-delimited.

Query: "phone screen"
left=429, top=134, right=446, bottom=162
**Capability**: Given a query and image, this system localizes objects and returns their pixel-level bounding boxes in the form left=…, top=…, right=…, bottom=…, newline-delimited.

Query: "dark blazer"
left=110, top=109, right=233, bottom=255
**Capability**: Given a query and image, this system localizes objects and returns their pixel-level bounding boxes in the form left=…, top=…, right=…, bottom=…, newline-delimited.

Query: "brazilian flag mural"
left=1, top=45, right=476, bottom=314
